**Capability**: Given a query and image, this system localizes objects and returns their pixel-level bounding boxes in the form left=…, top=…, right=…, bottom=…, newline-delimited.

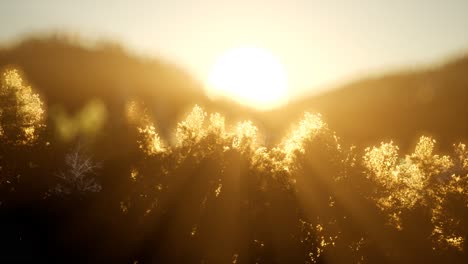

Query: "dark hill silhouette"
left=1, top=36, right=466, bottom=150
left=264, top=55, right=468, bottom=150
left=0, top=36, right=212, bottom=137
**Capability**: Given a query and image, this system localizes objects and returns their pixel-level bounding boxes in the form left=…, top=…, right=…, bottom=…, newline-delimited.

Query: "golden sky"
left=1, top=0, right=468, bottom=98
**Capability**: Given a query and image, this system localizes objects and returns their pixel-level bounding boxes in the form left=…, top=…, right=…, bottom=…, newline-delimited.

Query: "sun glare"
left=206, top=46, right=289, bottom=110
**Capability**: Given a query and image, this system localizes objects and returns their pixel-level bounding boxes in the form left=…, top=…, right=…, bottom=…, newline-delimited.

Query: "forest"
left=0, top=37, right=467, bottom=263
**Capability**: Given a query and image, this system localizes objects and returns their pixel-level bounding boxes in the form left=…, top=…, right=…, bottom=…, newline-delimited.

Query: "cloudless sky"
left=1, top=0, right=467, bottom=97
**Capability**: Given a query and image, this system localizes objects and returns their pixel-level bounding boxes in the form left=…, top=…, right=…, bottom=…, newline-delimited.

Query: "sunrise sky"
left=1, top=0, right=468, bottom=98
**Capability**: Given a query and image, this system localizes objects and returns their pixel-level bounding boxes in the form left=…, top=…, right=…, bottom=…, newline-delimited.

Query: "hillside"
left=0, top=36, right=212, bottom=136
left=264, top=56, right=468, bottom=150
left=1, top=36, right=467, bottom=150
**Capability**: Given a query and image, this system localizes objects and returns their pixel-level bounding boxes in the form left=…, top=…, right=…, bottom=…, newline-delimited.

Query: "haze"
left=1, top=0, right=467, bottom=98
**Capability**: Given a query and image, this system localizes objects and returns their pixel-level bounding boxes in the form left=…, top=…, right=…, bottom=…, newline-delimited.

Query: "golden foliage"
left=130, top=168, right=139, bottom=181
left=175, top=105, right=207, bottom=147
left=137, top=125, right=166, bottom=155
left=126, top=100, right=166, bottom=156
left=207, top=112, right=226, bottom=136
left=0, top=69, right=45, bottom=145
left=364, top=136, right=467, bottom=250
left=363, top=141, right=399, bottom=184
left=300, top=219, right=338, bottom=263
left=281, top=112, right=326, bottom=163
left=232, top=120, right=258, bottom=152
left=133, top=104, right=467, bottom=252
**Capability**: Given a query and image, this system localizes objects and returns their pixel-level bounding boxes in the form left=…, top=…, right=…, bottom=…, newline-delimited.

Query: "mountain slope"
left=0, top=36, right=211, bottom=135
left=1, top=36, right=466, bottom=151
left=265, top=56, right=468, bottom=150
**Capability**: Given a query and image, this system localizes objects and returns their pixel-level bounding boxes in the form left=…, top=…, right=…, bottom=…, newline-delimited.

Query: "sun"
left=206, top=46, right=289, bottom=110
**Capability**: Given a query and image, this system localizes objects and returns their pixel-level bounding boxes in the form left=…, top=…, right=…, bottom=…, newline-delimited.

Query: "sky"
left=1, top=0, right=468, bottom=98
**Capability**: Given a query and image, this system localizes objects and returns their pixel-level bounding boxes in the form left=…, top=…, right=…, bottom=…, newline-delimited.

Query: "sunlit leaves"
left=0, top=69, right=45, bottom=145
left=125, top=100, right=167, bottom=156
left=207, top=112, right=225, bottom=136
left=281, top=112, right=326, bottom=163
left=175, top=105, right=207, bottom=147
left=300, top=219, right=338, bottom=263
left=232, top=120, right=258, bottom=153
left=364, top=136, right=467, bottom=250
left=363, top=141, right=399, bottom=183
left=2, top=68, right=466, bottom=261
left=131, top=105, right=349, bottom=262
left=428, top=143, right=468, bottom=251
left=454, top=143, right=468, bottom=170
left=137, top=125, right=166, bottom=156
left=131, top=103, right=467, bottom=255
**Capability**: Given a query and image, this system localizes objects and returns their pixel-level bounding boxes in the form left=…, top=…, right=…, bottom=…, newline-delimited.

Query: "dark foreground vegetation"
left=0, top=36, right=467, bottom=263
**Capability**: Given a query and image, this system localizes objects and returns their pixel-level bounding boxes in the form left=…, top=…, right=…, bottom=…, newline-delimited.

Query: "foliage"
left=0, top=79, right=466, bottom=263
left=0, top=69, right=44, bottom=145
left=364, top=137, right=467, bottom=250
left=125, top=105, right=467, bottom=262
